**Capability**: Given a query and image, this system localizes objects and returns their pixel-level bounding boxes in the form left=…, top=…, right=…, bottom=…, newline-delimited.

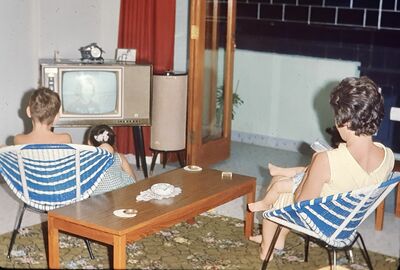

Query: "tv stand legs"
left=132, top=126, right=148, bottom=178
left=149, top=149, right=186, bottom=175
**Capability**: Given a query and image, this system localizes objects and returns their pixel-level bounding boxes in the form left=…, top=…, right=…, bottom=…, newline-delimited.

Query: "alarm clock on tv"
left=79, top=43, right=104, bottom=63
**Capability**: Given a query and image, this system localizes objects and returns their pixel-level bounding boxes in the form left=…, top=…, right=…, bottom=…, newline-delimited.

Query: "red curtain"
left=115, top=0, right=176, bottom=155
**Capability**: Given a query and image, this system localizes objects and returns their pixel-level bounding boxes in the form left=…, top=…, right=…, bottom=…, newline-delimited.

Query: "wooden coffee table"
left=48, top=168, right=256, bottom=269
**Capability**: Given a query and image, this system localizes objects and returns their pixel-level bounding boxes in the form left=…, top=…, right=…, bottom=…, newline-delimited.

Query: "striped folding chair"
left=261, top=172, right=400, bottom=270
left=0, top=144, right=114, bottom=259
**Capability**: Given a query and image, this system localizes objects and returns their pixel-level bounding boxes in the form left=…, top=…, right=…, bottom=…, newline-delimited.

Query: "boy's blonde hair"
left=28, top=87, right=61, bottom=125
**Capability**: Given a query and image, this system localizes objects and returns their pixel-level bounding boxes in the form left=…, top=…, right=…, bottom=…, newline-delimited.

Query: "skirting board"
left=231, top=130, right=308, bottom=153
left=125, top=154, right=159, bottom=165
left=231, top=130, right=400, bottom=160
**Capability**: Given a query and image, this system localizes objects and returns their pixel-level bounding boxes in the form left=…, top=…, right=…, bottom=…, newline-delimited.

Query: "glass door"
left=186, top=0, right=236, bottom=167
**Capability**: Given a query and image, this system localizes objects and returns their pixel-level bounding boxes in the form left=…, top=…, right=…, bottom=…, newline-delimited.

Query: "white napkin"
left=136, top=185, right=182, bottom=202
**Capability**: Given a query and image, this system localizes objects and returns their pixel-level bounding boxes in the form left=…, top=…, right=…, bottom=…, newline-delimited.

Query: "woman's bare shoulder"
left=311, top=151, right=330, bottom=167
left=308, top=151, right=331, bottom=182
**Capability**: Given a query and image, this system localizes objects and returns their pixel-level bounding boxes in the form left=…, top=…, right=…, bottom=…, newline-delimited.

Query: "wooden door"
left=186, top=0, right=236, bottom=167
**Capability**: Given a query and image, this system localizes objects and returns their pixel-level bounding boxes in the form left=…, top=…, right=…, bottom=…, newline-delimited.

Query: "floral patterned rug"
left=0, top=213, right=398, bottom=269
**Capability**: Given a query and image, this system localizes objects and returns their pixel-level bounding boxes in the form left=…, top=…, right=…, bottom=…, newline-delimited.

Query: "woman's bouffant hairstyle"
left=88, top=125, right=116, bottom=147
left=28, top=87, right=61, bottom=125
left=330, top=76, right=384, bottom=136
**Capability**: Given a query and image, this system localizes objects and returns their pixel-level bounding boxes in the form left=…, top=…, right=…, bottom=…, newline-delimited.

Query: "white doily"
left=136, top=185, right=182, bottom=202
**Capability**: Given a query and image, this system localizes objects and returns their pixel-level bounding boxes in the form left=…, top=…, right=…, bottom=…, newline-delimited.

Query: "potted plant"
left=216, top=81, right=243, bottom=125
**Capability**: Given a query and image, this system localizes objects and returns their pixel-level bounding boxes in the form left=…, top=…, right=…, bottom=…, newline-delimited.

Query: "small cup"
left=221, top=171, right=232, bottom=180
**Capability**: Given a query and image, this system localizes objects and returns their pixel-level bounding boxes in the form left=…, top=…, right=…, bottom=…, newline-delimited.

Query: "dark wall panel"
left=235, top=2, right=400, bottom=152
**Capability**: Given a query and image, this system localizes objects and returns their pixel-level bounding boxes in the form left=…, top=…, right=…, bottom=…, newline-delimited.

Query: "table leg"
left=48, top=216, right=60, bottom=269
left=186, top=217, right=196, bottom=224
left=113, top=234, right=127, bottom=269
left=375, top=201, right=384, bottom=231
left=393, top=162, right=400, bottom=217
left=396, top=183, right=400, bottom=217
left=245, top=186, right=256, bottom=238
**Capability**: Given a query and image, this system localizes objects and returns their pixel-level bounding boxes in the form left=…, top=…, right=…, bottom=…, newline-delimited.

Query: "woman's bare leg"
left=248, top=178, right=293, bottom=212
left=250, top=220, right=290, bottom=260
left=275, top=227, right=289, bottom=250
left=258, top=219, right=289, bottom=260
left=268, top=163, right=306, bottom=178
left=249, top=234, right=262, bottom=244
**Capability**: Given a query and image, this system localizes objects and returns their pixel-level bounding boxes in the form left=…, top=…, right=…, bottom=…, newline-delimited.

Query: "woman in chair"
left=248, top=76, right=394, bottom=260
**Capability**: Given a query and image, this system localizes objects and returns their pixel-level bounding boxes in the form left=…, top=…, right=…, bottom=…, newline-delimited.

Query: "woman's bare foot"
left=249, top=235, right=262, bottom=244
left=259, top=246, right=286, bottom=261
left=268, top=163, right=299, bottom=177
left=248, top=200, right=270, bottom=212
left=268, top=163, right=281, bottom=176
left=259, top=244, right=273, bottom=261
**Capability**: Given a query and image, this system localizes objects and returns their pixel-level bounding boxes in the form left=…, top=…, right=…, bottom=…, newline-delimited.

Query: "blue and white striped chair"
left=0, top=144, right=114, bottom=258
left=261, top=172, right=400, bottom=270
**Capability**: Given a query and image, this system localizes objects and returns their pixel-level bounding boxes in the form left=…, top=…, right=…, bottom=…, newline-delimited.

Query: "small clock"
left=79, top=43, right=104, bottom=62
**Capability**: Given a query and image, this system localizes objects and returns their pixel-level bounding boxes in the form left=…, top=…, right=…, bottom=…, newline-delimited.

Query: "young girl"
left=87, top=125, right=138, bottom=195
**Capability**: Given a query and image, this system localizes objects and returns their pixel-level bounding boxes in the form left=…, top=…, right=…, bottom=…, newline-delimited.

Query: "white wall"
left=38, top=0, right=119, bottom=60
left=232, top=51, right=360, bottom=145
left=0, top=1, right=39, bottom=145
left=0, top=0, right=120, bottom=145
left=173, top=0, right=188, bottom=72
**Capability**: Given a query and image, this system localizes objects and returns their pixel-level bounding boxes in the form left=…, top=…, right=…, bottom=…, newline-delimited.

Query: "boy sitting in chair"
left=14, top=87, right=71, bottom=144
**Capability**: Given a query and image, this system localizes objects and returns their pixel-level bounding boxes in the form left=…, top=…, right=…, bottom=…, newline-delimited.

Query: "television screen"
left=61, top=70, right=119, bottom=115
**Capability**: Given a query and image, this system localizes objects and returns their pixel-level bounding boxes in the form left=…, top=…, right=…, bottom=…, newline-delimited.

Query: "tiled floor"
left=0, top=141, right=399, bottom=258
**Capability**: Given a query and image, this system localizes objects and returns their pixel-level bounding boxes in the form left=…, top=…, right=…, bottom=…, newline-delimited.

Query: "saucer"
left=184, top=165, right=202, bottom=172
left=113, top=208, right=138, bottom=218
left=151, top=183, right=175, bottom=196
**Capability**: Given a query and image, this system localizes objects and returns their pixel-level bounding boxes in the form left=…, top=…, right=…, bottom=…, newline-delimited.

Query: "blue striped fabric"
left=263, top=172, right=400, bottom=248
left=0, top=144, right=114, bottom=211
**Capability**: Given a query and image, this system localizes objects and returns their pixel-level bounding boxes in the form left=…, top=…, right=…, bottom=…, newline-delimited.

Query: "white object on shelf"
left=390, top=107, right=400, bottom=121
left=115, top=48, right=136, bottom=62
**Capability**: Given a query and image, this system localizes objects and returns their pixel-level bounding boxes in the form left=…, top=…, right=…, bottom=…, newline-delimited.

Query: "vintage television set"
left=40, top=59, right=152, bottom=127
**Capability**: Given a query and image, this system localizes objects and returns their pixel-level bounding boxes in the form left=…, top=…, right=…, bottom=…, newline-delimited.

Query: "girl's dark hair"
left=330, top=76, right=384, bottom=136
left=88, top=125, right=116, bottom=147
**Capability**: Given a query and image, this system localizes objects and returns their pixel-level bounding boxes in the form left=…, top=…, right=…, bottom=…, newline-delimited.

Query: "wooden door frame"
left=186, top=0, right=236, bottom=167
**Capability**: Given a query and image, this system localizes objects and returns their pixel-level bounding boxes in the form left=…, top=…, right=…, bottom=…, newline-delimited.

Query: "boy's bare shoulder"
left=14, top=133, right=29, bottom=145
left=49, top=132, right=72, bottom=144
left=57, top=132, right=72, bottom=144
left=14, top=132, right=72, bottom=145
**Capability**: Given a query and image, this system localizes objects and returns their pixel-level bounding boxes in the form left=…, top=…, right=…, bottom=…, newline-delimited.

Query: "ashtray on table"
left=151, top=183, right=175, bottom=196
